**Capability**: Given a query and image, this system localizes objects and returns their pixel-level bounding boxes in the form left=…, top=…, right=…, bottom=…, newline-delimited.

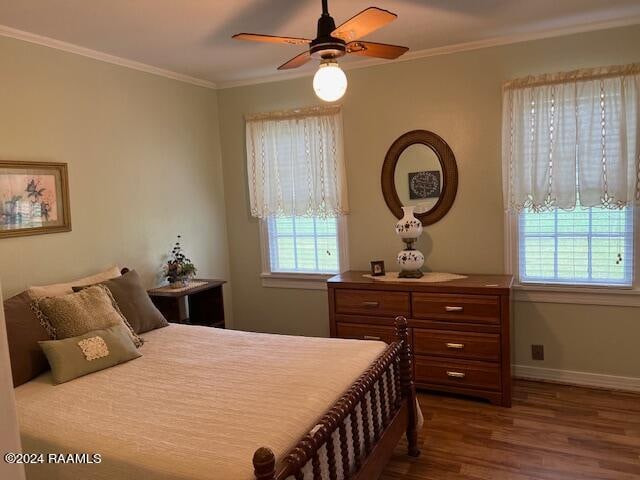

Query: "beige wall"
left=1, top=25, right=637, bottom=380
left=0, top=36, right=231, bottom=318
left=218, top=25, right=640, bottom=377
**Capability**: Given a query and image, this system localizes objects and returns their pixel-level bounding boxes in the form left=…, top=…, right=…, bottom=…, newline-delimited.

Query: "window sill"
left=260, top=272, right=336, bottom=290
left=513, top=283, right=640, bottom=307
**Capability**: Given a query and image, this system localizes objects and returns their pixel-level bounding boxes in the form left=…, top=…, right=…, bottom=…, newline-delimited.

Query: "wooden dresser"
left=328, top=271, right=513, bottom=406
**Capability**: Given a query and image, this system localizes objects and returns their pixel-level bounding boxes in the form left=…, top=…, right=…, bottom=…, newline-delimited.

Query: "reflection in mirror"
left=393, top=144, right=442, bottom=214
left=382, top=130, right=458, bottom=225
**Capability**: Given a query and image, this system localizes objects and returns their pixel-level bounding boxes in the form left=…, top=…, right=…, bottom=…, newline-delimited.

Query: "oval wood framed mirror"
left=381, top=130, right=458, bottom=225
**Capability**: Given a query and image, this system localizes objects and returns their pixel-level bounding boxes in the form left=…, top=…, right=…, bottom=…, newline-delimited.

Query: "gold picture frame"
left=0, top=160, right=71, bottom=239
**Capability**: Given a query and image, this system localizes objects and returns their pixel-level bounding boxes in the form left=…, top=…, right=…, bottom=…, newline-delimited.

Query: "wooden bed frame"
left=252, top=316, right=420, bottom=480
left=126, top=267, right=418, bottom=478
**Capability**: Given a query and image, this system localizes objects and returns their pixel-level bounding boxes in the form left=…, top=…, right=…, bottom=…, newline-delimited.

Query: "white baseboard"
left=513, top=364, right=640, bottom=393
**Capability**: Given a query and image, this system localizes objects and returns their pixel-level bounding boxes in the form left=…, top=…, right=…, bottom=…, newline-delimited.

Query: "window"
left=263, top=215, right=347, bottom=274
left=519, top=205, right=634, bottom=286
left=267, top=216, right=339, bottom=274
left=260, top=215, right=348, bottom=289
left=502, top=64, right=640, bottom=299
left=246, top=106, right=349, bottom=288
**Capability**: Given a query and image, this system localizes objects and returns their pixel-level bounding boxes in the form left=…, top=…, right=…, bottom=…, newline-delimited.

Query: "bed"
left=15, top=318, right=420, bottom=480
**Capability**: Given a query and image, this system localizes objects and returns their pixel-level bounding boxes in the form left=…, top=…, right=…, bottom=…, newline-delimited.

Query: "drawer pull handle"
left=445, top=306, right=464, bottom=312
left=446, top=371, right=466, bottom=378
left=362, top=301, right=380, bottom=308
left=446, top=343, right=465, bottom=349
left=363, top=335, right=381, bottom=341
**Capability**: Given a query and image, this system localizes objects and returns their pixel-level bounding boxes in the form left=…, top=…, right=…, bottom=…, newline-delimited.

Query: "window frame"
left=259, top=215, right=349, bottom=290
left=504, top=207, right=640, bottom=307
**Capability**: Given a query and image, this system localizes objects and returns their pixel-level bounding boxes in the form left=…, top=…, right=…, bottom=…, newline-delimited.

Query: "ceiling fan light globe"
left=313, top=62, right=347, bottom=102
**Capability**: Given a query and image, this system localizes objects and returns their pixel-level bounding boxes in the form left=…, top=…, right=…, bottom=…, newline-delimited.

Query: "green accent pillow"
left=39, top=324, right=142, bottom=384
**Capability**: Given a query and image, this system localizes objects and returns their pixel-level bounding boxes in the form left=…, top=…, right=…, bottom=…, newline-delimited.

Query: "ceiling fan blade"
left=332, top=7, right=397, bottom=42
left=346, top=41, right=409, bottom=59
left=232, top=33, right=311, bottom=46
left=278, top=51, right=312, bottom=70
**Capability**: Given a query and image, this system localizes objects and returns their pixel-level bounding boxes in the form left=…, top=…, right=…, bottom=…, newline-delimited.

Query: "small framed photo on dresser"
left=370, top=260, right=385, bottom=276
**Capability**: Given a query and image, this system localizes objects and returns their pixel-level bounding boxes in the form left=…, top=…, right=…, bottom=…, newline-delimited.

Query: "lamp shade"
left=313, top=61, right=347, bottom=102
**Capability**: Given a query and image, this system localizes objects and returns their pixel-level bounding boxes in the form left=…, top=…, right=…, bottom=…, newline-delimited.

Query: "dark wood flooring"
left=381, top=380, right=640, bottom=479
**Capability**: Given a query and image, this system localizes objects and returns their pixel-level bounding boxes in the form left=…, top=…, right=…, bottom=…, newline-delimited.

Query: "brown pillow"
left=3, top=291, right=51, bottom=387
left=73, top=270, right=168, bottom=334
left=32, top=285, right=143, bottom=347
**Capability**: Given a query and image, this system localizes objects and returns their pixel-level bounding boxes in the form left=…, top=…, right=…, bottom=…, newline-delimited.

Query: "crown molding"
left=217, top=14, right=640, bottom=89
left=0, top=25, right=217, bottom=90
left=2, top=13, right=640, bottom=92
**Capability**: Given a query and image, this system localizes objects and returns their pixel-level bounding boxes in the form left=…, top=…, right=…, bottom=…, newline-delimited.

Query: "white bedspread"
left=14, top=325, right=387, bottom=480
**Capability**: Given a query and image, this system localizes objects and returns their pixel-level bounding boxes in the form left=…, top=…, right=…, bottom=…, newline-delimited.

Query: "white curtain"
left=245, top=105, right=349, bottom=219
left=502, top=64, right=640, bottom=212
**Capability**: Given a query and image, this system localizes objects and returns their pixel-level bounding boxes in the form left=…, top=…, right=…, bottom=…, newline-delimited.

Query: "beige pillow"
left=39, top=324, right=142, bottom=384
left=27, top=266, right=121, bottom=299
left=72, top=270, right=168, bottom=334
left=31, top=285, right=143, bottom=347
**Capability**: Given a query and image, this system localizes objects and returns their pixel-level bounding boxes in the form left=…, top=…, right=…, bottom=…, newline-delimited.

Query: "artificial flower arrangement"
left=164, top=235, right=197, bottom=287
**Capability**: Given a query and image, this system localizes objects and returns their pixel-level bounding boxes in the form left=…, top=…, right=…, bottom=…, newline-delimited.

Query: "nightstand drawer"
left=415, top=356, right=501, bottom=391
left=412, top=293, right=500, bottom=324
left=413, top=329, right=500, bottom=361
left=335, top=289, right=410, bottom=317
left=336, top=322, right=401, bottom=344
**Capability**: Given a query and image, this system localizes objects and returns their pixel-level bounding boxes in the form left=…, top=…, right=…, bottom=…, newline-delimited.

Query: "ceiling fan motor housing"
left=310, top=13, right=346, bottom=60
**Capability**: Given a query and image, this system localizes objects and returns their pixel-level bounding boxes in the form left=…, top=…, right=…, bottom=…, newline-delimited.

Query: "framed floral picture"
left=0, top=161, right=71, bottom=239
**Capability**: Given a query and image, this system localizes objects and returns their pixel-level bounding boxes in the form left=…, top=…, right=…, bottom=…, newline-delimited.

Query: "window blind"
left=267, top=216, right=339, bottom=274
left=519, top=205, right=633, bottom=286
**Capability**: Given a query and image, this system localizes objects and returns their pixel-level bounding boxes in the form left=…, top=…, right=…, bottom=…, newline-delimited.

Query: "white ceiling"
left=1, top=0, right=640, bottom=88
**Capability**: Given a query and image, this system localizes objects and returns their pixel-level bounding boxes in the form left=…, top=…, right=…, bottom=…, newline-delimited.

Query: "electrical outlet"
left=531, top=344, right=544, bottom=361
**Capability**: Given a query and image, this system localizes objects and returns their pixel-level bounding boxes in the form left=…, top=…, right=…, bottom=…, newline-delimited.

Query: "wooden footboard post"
left=253, top=447, right=276, bottom=480
left=395, top=316, right=421, bottom=457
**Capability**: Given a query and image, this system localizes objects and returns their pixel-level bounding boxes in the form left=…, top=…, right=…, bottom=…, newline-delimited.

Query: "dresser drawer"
left=413, top=329, right=500, bottom=361
left=415, top=356, right=501, bottom=391
left=412, top=293, right=500, bottom=324
left=336, top=322, right=401, bottom=344
left=335, top=289, right=410, bottom=317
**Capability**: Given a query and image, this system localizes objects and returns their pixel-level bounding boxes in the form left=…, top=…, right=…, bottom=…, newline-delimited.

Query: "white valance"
left=502, top=63, right=640, bottom=212
left=245, top=105, right=349, bottom=219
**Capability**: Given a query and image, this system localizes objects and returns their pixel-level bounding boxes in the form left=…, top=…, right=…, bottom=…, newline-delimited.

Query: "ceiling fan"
left=233, top=0, right=409, bottom=102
